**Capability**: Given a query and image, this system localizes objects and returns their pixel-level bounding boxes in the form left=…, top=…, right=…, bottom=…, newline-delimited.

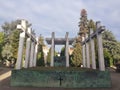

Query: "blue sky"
left=0, top=0, right=120, bottom=43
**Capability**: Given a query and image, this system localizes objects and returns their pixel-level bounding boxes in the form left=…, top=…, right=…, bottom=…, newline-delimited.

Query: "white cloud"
left=0, top=0, right=120, bottom=42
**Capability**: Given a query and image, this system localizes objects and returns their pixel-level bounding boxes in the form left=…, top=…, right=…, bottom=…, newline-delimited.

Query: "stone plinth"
left=11, top=68, right=111, bottom=88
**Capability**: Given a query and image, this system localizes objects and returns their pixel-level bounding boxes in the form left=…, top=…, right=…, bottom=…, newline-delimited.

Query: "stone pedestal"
left=16, top=32, right=25, bottom=69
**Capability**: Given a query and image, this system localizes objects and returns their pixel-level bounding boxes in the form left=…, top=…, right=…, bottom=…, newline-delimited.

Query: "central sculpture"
left=46, top=32, right=75, bottom=67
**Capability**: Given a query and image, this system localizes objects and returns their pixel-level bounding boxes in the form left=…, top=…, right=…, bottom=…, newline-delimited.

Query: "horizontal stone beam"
left=26, top=30, right=37, bottom=43
left=82, top=26, right=105, bottom=45
left=46, top=38, right=75, bottom=45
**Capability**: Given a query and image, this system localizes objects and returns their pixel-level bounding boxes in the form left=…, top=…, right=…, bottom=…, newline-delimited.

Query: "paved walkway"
left=0, top=67, right=120, bottom=90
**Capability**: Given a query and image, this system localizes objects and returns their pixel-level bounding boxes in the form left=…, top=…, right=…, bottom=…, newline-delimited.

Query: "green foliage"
left=88, top=19, right=96, bottom=31
left=10, top=30, right=20, bottom=59
left=37, top=47, right=44, bottom=66
left=102, top=30, right=116, bottom=42
left=0, top=32, right=4, bottom=44
left=2, top=20, right=21, bottom=44
left=102, top=30, right=120, bottom=65
left=78, top=9, right=120, bottom=67
left=37, top=35, right=45, bottom=66
left=2, top=43, right=13, bottom=61
left=0, top=32, right=4, bottom=61
left=60, top=46, right=65, bottom=56
left=104, top=49, right=113, bottom=67
left=70, top=43, right=82, bottom=67
left=0, top=20, right=21, bottom=66
left=78, top=9, right=89, bottom=38
left=46, top=48, right=51, bottom=66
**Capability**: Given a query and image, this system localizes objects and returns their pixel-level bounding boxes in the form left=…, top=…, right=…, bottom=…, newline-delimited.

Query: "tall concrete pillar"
left=82, top=36, right=86, bottom=67
left=85, top=34, right=90, bottom=68
left=29, top=42, right=35, bottom=67
left=50, top=32, right=55, bottom=67
left=24, top=28, right=31, bottom=68
left=16, top=32, right=25, bottom=69
left=90, top=29, right=96, bottom=69
left=24, top=38, right=31, bottom=68
left=16, top=19, right=27, bottom=69
left=96, top=21, right=105, bottom=71
left=33, top=37, right=38, bottom=67
left=65, top=32, right=69, bottom=67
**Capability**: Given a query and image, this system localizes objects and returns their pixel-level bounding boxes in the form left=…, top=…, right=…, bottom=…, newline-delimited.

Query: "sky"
left=0, top=0, right=120, bottom=48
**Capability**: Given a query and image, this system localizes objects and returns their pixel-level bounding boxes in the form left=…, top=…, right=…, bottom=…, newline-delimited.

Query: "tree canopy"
left=0, top=20, right=21, bottom=66
left=102, top=30, right=120, bottom=65
left=70, top=42, right=82, bottom=67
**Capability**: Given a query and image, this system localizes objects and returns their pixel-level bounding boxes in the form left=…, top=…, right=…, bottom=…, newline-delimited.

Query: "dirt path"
left=0, top=67, right=120, bottom=90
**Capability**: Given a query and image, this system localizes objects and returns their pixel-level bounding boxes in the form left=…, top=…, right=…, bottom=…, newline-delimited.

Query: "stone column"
left=16, top=32, right=25, bottom=69
left=90, top=28, right=96, bottom=69
left=50, top=32, right=55, bottom=67
left=85, top=34, right=90, bottom=68
left=65, top=32, right=69, bottom=67
left=96, top=21, right=105, bottom=71
left=33, top=37, right=38, bottom=67
left=16, top=19, right=27, bottom=69
left=82, top=36, right=86, bottom=67
left=24, top=28, right=31, bottom=68
left=29, top=41, right=35, bottom=67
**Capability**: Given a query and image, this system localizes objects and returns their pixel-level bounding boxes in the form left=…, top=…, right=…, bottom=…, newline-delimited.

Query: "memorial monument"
left=11, top=9, right=111, bottom=88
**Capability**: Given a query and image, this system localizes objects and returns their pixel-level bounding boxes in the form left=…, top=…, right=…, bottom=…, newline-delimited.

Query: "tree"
left=10, top=30, right=20, bottom=60
left=102, top=30, right=120, bottom=65
left=70, top=42, right=82, bottom=67
left=60, top=46, right=65, bottom=56
left=0, top=32, right=4, bottom=44
left=1, top=43, right=13, bottom=66
left=37, top=35, right=45, bottom=66
left=1, top=20, right=21, bottom=44
left=46, top=48, right=51, bottom=66
left=88, top=19, right=96, bottom=32
left=74, top=9, right=89, bottom=67
left=0, top=32, right=4, bottom=62
left=1, top=20, right=31, bottom=66
left=78, top=9, right=89, bottom=39
left=1, top=20, right=21, bottom=66
left=102, top=30, right=116, bottom=42
left=104, top=49, right=113, bottom=67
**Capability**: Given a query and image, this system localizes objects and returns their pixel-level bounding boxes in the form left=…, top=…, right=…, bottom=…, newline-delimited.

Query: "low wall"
left=11, top=68, right=111, bottom=88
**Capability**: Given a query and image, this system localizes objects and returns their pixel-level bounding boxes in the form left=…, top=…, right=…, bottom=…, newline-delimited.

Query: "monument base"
left=11, top=67, right=111, bottom=88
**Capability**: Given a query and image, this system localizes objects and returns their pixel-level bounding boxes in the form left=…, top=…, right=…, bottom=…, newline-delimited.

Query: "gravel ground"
left=0, top=67, right=120, bottom=90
